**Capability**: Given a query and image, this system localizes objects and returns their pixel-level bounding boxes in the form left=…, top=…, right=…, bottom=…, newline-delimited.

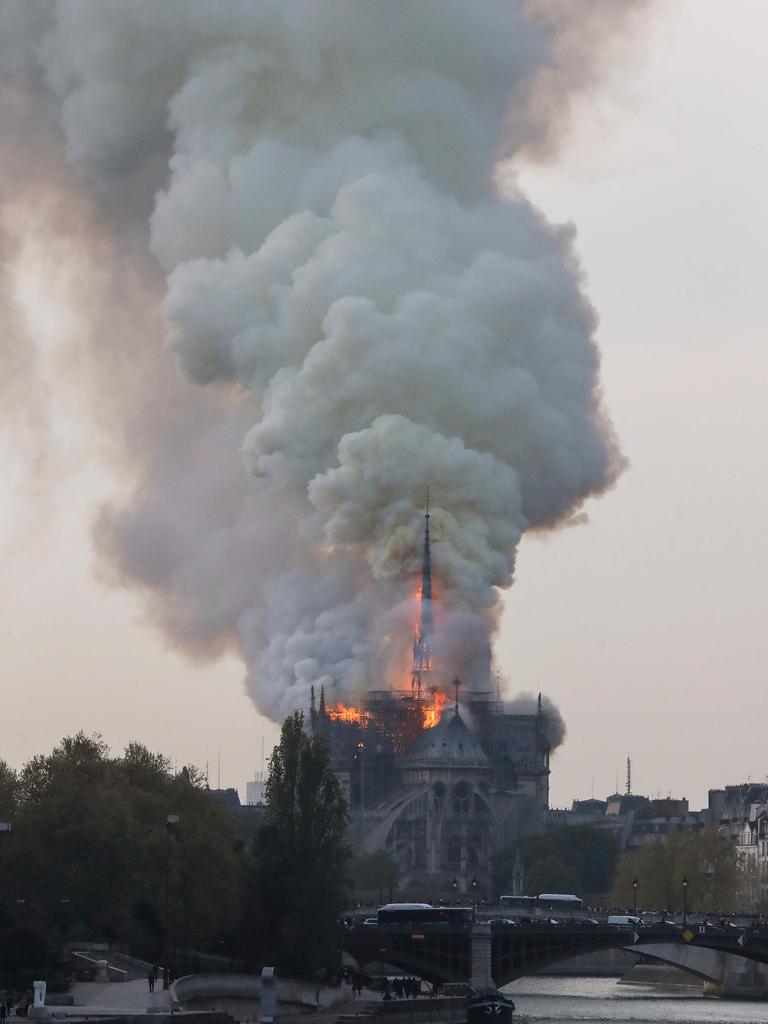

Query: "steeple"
left=411, top=492, right=433, bottom=697
left=319, top=684, right=326, bottom=717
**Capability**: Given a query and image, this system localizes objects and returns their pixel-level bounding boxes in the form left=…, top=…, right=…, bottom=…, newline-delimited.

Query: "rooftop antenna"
left=217, top=748, right=221, bottom=790
left=626, top=756, right=632, bottom=796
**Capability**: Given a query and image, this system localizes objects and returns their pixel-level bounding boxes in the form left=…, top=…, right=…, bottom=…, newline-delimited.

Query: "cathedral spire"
left=411, top=491, right=433, bottom=697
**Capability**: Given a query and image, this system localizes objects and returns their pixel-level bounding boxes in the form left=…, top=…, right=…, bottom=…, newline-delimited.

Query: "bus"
left=499, top=894, right=583, bottom=913
left=536, top=894, right=584, bottom=912
left=498, top=895, right=537, bottom=910
left=377, top=904, right=472, bottom=925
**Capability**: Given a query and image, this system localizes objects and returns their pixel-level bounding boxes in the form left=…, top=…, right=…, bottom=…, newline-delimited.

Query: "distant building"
left=246, top=771, right=266, bottom=806
left=549, top=790, right=704, bottom=852
left=209, top=787, right=264, bottom=846
left=710, top=784, right=768, bottom=904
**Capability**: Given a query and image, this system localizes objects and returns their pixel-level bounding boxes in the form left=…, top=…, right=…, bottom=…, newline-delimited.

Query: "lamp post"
left=682, top=876, right=688, bottom=928
left=164, top=814, right=179, bottom=987
left=471, top=876, right=478, bottom=923
left=632, top=877, right=638, bottom=915
left=59, top=898, right=72, bottom=939
left=452, top=877, right=458, bottom=905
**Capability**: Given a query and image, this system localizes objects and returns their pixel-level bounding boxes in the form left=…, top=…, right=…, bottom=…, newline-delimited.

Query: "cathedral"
left=310, top=505, right=551, bottom=897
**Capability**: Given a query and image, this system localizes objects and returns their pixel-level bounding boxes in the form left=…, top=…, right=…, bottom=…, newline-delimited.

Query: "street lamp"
left=452, top=877, right=458, bottom=905
left=164, top=814, right=179, bottom=988
left=632, top=877, right=638, bottom=915
left=471, top=876, right=478, bottom=923
left=682, top=876, right=688, bottom=927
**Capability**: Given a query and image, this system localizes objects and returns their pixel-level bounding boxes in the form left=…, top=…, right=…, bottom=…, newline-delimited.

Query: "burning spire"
left=411, top=492, right=433, bottom=697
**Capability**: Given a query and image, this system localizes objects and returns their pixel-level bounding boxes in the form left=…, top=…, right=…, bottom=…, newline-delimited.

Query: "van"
left=607, top=915, right=640, bottom=927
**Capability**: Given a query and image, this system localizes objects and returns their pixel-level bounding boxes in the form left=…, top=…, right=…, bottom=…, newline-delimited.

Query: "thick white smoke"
left=0, top=0, right=638, bottom=729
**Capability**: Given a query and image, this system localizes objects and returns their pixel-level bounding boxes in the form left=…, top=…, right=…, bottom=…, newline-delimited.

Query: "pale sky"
left=2, top=1, right=766, bottom=809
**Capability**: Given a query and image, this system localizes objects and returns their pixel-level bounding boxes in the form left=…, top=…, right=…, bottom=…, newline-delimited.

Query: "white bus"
left=536, top=893, right=584, bottom=912
left=499, top=894, right=583, bottom=913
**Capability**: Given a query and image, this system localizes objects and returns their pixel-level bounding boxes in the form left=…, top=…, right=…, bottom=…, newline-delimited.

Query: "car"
left=573, top=918, right=600, bottom=928
left=363, top=917, right=378, bottom=926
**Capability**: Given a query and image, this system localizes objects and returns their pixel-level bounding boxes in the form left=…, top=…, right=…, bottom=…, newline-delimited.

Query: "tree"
left=494, top=826, right=618, bottom=899
left=611, top=827, right=739, bottom=912
left=1, top=733, right=243, bottom=959
left=238, top=711, right=349, bottom=977
left=349, top=850, right=399, bottom=901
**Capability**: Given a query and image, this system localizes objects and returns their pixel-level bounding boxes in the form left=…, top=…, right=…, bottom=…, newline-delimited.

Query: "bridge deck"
left=345, top=922, right=768, bottom=987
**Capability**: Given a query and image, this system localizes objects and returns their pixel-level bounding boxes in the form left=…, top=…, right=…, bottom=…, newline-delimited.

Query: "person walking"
left=147, top=971, right=155, bottom=994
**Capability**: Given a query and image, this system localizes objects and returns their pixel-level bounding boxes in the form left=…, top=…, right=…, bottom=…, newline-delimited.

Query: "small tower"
left=411, top=493, right=434, bottom=697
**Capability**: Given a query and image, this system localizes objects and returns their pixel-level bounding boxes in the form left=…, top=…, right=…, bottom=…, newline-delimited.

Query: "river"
left=501, top=977, right=768, bottom=1023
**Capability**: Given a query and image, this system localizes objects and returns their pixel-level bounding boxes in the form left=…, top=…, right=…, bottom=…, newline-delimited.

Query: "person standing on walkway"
left=147, top=971, right=155, bottom=994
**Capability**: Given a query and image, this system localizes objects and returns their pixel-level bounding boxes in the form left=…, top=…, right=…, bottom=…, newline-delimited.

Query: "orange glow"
left=327, top=703, right=373, bottom=725
left=422, top=689, right=448, bottom=728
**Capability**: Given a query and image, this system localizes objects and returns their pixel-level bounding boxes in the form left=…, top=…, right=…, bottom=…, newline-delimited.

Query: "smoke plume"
left=0, top=1, right=639, bottom=729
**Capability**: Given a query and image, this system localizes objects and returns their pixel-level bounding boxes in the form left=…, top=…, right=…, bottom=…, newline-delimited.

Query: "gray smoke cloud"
left=0, top=0, right=641, bottom=733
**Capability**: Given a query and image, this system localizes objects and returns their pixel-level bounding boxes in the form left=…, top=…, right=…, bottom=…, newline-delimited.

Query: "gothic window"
left=452, top=780, right=470, bottom=815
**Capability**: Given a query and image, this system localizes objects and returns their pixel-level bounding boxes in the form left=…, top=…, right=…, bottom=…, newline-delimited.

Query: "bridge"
left=344, top=920, right=768, bottom=992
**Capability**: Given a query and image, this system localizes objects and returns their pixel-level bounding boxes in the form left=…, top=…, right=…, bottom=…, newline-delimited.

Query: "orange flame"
left=327, top=703, right=373, bottom=725
left=422, top=689, right=448, bottom=729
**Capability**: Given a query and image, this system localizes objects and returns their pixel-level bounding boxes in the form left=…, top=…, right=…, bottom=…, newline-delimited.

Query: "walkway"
left=69, top=980, right=173, bottom=1014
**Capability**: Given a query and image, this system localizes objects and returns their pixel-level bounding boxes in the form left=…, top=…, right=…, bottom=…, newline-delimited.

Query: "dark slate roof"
left=403, top=707, right=490, bottom=769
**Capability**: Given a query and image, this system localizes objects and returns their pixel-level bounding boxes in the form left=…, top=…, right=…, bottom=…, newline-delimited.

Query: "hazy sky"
left=2, top=1, right=766, bottom=808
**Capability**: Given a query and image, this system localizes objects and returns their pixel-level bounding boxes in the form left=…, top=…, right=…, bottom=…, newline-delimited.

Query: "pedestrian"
left=147, top=971, right=154, bottom=994
left=1, top=999, right=6, bottom=1022
left=382, top=978, right=391, bottom=1001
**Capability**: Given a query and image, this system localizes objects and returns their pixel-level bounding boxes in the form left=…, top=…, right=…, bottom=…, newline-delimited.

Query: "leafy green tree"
left=238, top=711, right=349, bottom=977
left=349, top=850, right=399, bottom=901
left=495, top=826, right=618, bottom=899
left=526, top=855, right=580, bottom=896
left=611, top=827, right=738, bottom=912
left=1, top=733, right=242, bottom=958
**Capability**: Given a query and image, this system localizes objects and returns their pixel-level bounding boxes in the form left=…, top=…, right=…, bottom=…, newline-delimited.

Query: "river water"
left=501, top=977, right=768, bottom=1023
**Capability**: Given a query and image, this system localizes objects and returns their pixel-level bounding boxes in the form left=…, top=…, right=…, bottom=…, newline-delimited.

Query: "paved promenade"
left=69, top=980, right=173, bottom=1014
